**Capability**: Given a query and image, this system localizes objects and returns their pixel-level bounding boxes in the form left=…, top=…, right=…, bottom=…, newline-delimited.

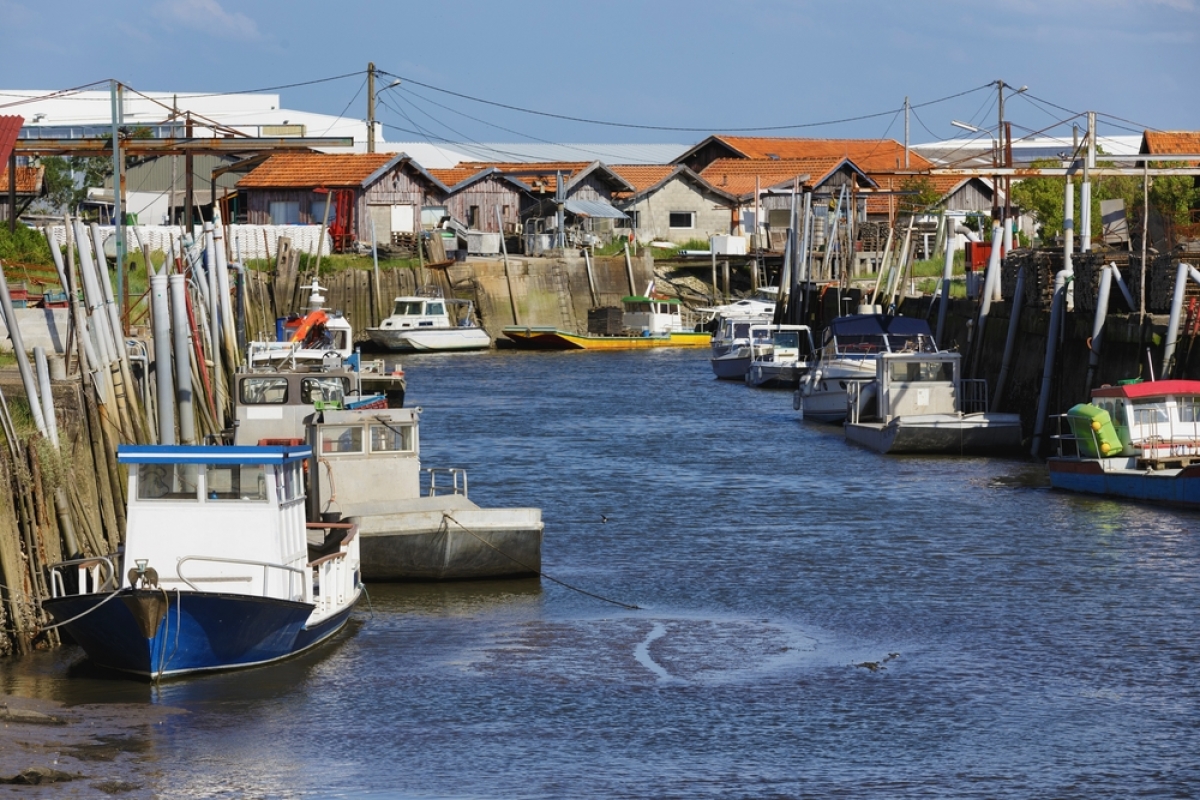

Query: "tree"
left=897, top=176, right=942, bottom=217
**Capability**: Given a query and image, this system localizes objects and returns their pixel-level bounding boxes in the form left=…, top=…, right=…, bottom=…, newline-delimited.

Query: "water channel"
left=1, top=348, right=1197, bottom=798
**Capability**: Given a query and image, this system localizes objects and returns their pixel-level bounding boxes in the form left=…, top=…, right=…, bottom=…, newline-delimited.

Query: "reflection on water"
left=2, top=349, right=1199, bottom=798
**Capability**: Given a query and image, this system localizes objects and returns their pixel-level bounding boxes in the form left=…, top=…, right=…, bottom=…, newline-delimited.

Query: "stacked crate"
left=587, top=307, right=623, bottom=335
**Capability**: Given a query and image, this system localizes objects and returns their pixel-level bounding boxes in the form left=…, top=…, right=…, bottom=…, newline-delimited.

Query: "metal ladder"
left=552, top=262, right=575, bottom=332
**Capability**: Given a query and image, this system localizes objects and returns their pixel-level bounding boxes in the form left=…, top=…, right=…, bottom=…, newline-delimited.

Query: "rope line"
left=442, top=514, right=639, bottom=610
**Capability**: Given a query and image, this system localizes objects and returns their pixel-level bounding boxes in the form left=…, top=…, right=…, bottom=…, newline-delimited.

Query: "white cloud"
left=152, top=0, right=262, bottom=42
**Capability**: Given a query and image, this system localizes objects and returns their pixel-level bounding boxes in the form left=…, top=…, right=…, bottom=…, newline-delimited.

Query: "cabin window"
left=775, top=332, right=800, bottom=349
left=278, top=462, right=303, bottom=502
left=136, top=463, right=200, bottom=501
left=426, top=302, right=445, bottom=317
left=1132, top=404, right=1169, bottom=426
left=330, top=329, right=350, bottom=350
left=240, top=377, right=289, bottom=405
left=370, top=423, right=414, bottom=453
left=269, top=201, right=301, bottom=225
left=320, top=425, right=364, bottom=454
left=300, top=377, right=345, bottom=406
left=1179, top=399, right=1200, bottom=422
left=889, top=360, right=953, bottom=382
left=669, top=212, right=694, bottom=229
left=204, top=464, right=269, bottom=502
left=393, top=300, right=424, bottom=316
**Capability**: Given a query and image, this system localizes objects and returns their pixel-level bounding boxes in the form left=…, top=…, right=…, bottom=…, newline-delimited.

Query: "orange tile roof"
left=237, top=152, right=395, bottom=188
left=458, top=162, right=595, bottom=193
left=699, top=157, right=846, bottom=196
left=1142, top=131, right=1200, bottom=155
left=0, top=165, right=43, bottom=194
left=429, top=166, right=488, bottom=187
left=705, top=136, right=934, bottom=173
left=607, top=164, right=675, bottom=193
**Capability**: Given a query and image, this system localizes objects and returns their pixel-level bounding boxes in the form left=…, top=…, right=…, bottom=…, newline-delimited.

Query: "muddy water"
left=2, top=348, right=1198, bottom=798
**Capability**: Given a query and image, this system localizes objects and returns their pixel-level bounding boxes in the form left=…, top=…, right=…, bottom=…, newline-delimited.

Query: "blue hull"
left=1047, top=458, right=1200, bottom=509
left=43, top=590, right=358, bottom=679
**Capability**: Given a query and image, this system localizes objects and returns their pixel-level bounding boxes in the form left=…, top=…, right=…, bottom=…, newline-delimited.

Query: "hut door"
left=390, top=204, right=415, bottom=234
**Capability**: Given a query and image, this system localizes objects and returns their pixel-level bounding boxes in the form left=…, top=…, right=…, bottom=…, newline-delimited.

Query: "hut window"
left=669, top=211, right=694, bottom=229
left=468, top=206, right=480, bottom=228
left=626, top=210, right=640, bottom=228
left=269, top=201, right=300, bottom=225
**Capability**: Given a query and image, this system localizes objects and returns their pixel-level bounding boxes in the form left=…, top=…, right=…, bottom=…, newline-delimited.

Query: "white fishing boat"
left=42, top=443, right=361, bottom=679
left=843, top=350, right=1024, bottom=454
left=366, top=287, right=491, bottom=352
left=310, top=408, right=544, bottom=581
left=710, top=318, right=773, bottom=380
left=745, top=325, right=816, bottom=389
left=248, top=279, right=407, bottom=406
left=795, top=314, right=937, bottom=423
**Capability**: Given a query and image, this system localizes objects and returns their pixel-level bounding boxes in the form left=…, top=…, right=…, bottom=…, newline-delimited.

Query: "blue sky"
left=2, top=0, right=1197, bottom=148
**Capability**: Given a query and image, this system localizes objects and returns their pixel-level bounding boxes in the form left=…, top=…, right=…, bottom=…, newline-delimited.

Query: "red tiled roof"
left=705, top=136, right=934, bottom=173
left=1141, top=131, right=1200, bottom=155
left=458, top=161, right=594, bottom=193
left=698, top=157, right=846, bottom=196
left=0, top=165, right=44, bottom=195
left=607, top=164, right=675, bottom=193
left=429, top=166, right=488, bottom=187
left=237, top=152, right=395, bottom=189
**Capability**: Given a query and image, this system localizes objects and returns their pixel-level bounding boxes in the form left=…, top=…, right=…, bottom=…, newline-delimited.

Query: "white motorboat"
left=367, top=287, right=491, bottom=352
left=795, top=314, right=938, bottom=423
left=842, top=350, right=1024, bottom=454
left=710, top=318, right=773, bottom=380
left=745, top=325, right=816, bottom=389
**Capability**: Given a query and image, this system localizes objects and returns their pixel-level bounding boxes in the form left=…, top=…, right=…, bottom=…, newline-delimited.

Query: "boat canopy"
left=827, top=314, right=933, bottom=338
left=118, top=444, right=313, bottom=465
left=1092, top=379, right=1200, bottom=400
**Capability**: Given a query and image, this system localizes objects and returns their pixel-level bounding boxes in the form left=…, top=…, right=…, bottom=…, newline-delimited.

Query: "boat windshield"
left=393, top=301, right=424, bottom=316
left=300, top=377, right=346, bottom=405
left=774, top=332, right=800, bottom=348
left=240, top=376, right=289, bottom=405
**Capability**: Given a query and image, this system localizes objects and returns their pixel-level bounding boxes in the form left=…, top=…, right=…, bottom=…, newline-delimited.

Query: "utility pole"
left=904, top=96, right=909, bottom=169
left=367, top=62, right=376, bottom=154
left=111, top=80, right=126, bottom=332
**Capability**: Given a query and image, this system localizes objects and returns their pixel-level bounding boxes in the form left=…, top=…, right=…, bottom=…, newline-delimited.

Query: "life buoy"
left=290, top=310, right=330, bottom=344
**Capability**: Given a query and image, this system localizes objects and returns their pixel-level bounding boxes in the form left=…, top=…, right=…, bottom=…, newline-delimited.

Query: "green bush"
left=0, top=224, right=54, bottom=265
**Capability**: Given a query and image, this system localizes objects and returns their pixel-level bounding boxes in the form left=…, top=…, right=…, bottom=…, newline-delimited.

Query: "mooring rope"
left=33, top=585, right=125, bottom=631
left=442, top=513, right=640, bottom=610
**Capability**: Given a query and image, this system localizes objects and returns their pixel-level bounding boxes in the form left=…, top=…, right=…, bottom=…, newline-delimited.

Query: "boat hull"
left=711, top=351, right=752, bottom=380
left=356, top=508, right=544, bottom=581
left=42, top=589, right=358, bottom=679
left=502, top=327, right=707, bottom=351
left=366, top=327, right=491, bottom=352
left=1047, top=458, right=1200, bottom=508
left=745, top=362, right=805, bottom=389
left=844, top=413, right=1025, bottom=454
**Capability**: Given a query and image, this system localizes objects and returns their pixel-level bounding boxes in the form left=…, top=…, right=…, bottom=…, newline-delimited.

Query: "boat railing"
left=845, top=379, right=874, bottom=424
left=177, top=555, right=306, bottom=600
left=47, top=555, right=118, bottom=598
left=306, top=522, right=358, bottom=616
left=424, top=467, right=469, bottom=498
left=416, top=285, right=445, bottom=299
left=959, top=379, right=990, bottom=414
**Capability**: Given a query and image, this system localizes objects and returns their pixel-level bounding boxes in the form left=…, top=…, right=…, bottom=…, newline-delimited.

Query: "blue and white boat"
left=42, top=444, right=362, bottom=680
left=1048, top=379, right=1200, bottom=508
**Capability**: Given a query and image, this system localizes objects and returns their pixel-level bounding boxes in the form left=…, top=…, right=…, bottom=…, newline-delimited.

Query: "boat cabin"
left=115, top=445, right=313, bottom=601
left=308, top=408, right=424, bottom=519
left=375, top=287, right=476, bottom=332
left=848, top=351, right=987, bottom=422
left=233, top=369, right=389, bottom=446
left=621, top=295, right=691, bottom=335
left=766, top=325, right=815, bottom=362
left=1082, top=380, right=1200, bottom=461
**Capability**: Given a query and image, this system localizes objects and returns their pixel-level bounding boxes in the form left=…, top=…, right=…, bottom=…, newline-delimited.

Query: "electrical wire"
left=378, top=70, right=993, bottom=133
left=317, top=78, right=367, bottom=138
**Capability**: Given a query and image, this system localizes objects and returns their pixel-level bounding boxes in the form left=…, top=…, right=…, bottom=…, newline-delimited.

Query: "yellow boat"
left=502, top=294, right=711, bottom=351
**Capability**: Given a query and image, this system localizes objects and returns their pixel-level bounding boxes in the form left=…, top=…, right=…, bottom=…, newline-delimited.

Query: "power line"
left=378, top=70, right=992, bottom=133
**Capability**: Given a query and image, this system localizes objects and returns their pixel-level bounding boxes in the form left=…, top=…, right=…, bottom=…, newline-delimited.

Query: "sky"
left=2, top=0, right=1198, bottom=153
